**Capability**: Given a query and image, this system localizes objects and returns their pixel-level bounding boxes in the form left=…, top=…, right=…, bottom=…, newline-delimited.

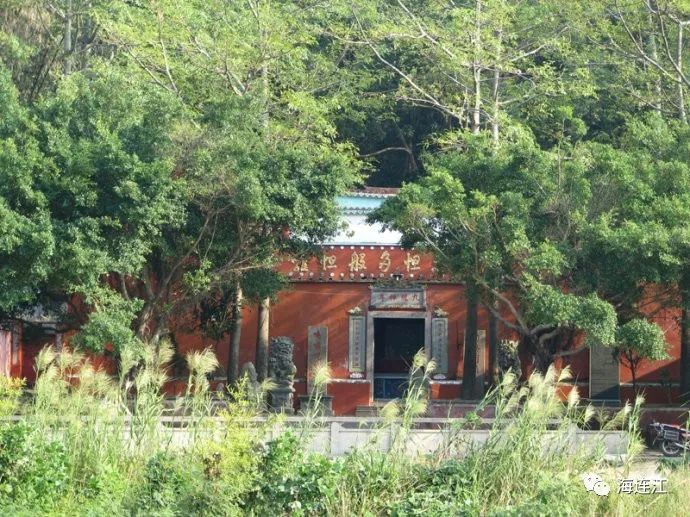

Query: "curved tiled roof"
left=324, top=190, right=402, bottom=245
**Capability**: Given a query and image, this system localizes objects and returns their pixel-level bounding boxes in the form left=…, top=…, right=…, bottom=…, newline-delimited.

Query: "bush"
left=3, top=344, right=688, bottom=516
left=387, top=461, right=476, bottom=515
left=133, top=452, right=189, bottom=514
left=247, top=432, right=341, bottom=516
left=0, top=422, right=69, bottom=508
left=0, top=376, right=23, bottom=417
left=127, top=451, right=218, bottom=516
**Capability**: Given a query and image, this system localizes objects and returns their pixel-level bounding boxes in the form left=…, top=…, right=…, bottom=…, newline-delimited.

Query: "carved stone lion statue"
left=268, top=336, right=297, bottom=390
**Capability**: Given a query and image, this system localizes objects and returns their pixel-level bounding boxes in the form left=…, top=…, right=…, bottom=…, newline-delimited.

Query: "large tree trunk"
left=463, top=282, right=478, bottom=399
left=678, top=22, right=687, bottom=123
left=533, top=338, right=552, bottom=373
left=227, top=283, right=243, bottom=384
left=254, top=21, right=271, bottom=384
left=491, top=27, right=502, bottom=144
left=63, top=0, right=72, bottom=75
left=471, top=0, right=482, bottom=134
left=646, top=7, right=662, bottom=114
left=488, top=301, right=499, bottom=387
left=629, top=356, right=639, bottom=394
left=256, top=297, right=270, bottom=382
left=150, top=316, right=169, bottom=348
left=681, top=291, right=690, bottom=403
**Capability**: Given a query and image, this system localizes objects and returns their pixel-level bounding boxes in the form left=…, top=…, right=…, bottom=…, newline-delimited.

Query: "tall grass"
left=0, top=344, right=687, bottom=516
left=0, top=375, right=23, bottom=417
left=321, top=351, right=435, bottom=515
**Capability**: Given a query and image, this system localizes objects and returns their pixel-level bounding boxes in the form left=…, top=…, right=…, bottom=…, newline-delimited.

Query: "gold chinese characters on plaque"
left=290, top=258, right=309, bottom=272
left=348, top=252, right=366, bottom=272
left=321, top=255, right=337, bottom=270
left=378, top=251, right=391, bottom=272
left=404, top=252, right=421, bottom=272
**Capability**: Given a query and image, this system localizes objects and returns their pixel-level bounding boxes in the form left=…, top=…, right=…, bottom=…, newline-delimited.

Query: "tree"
left=615, top=319, right=669, bottom=392
left=100, top=0, right=360, bottom=372
left=2, top=0, right=688, bottom=397
left=584, top=1, right=690, bottom=121
left=333, top=0, right=592, bottom=141
left=578, top=1, right=690, bottom=400
left=0, top=1, right=110, bottom=100
left=581, top=114, right=690, bottom=402
left=0, top=66, right=54, bottom=314
left=0, top=1, right=360, bottom=382
left=332, top=0, right=595, bottom=395
left=372, top=129, right=621, bottom=374
left=11, top=66, right=185, bottom=355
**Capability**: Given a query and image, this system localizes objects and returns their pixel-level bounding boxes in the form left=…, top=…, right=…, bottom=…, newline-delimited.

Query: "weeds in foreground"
left=0, top=345, right=687, bottom=516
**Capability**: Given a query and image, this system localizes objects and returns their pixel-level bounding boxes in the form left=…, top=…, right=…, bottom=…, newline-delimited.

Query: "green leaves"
left=525, top=282, right=617, bottom=346
left=615, top=319, right=669, bottom=362
left=0, top=68, right=55, bottom=312
left=0, top=0, right=685, bottom=371
left=72, top=286, right=143, bottom=355
left=0, top=1, right=362, bottom=353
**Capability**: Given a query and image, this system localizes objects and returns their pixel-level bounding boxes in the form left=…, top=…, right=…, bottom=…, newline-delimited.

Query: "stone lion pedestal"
left=269, top=388, right=295, bottom=414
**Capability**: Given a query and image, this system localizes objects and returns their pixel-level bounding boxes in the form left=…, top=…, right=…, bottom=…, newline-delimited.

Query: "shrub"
left=0, top=376, right=23, bottom=417
left=0, top=422, right=69, bottom=508
left=387, top=461, right=476, bottom=515
left=128, top=451, right=219, bottom=516
left=4, top=342, right=688, bottom=516
left=247, top=431, right=341, bottom=515
left=130, top=452, right=184, bottom=515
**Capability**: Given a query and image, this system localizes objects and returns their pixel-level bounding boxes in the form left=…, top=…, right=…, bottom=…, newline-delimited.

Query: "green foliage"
left=0, top=0, right=685, bottom=388
left=4, top=1, right=690, bottom=514
left=386, top=461, right=475, bottom=515
left=73, top=286, right=144, bottom=355
left=247, top=432, right=340, bottom=516
left=615, top=318, right=670, bottom=389
left=0, top=423, right=69, bottom=506
left=526, top=283, right=617, bottom=347
left=2, top=1, right=361, bottom=360
left=373, top=132, right=625, bottom=363
left=0, top=346, right=688, bottom=516
left=0, top=66, right=54, bottom=312
left=131, top=452, right=195, bottom=515
left=616, top=319, right=670, bottom=362
left=241, top=268, right=288, bottom=303
left=0, top=376, right=22, bottom=417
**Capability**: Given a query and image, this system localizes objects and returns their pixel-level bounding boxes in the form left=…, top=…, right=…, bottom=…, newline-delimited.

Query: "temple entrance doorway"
left=373, top=317, right=425, bottom=399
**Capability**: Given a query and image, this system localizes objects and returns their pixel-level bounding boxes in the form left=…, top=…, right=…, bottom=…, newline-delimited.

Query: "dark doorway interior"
left=373, top=318, right=425, bottom=399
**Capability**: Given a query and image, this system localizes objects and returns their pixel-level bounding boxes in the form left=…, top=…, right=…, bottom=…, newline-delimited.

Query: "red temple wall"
left=5, top=247, right=687, bottom=414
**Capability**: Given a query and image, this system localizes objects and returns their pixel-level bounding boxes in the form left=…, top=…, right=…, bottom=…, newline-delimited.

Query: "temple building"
left=178, top=187, right=684, bottom=414
left=1, top=188, right=684, bottom=414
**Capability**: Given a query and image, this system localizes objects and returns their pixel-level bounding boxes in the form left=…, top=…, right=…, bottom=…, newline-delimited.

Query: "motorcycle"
left=647, top=421, right=690, bottom=457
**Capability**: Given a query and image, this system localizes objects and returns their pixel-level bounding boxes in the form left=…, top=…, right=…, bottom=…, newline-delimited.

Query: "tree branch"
left=357, top=146, right=412, bottom=158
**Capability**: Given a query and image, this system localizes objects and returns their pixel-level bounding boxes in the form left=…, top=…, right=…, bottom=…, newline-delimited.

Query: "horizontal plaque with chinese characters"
left=370, top=288, right=426, bottom=309
left=277, top=247, right=440, bottom=282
